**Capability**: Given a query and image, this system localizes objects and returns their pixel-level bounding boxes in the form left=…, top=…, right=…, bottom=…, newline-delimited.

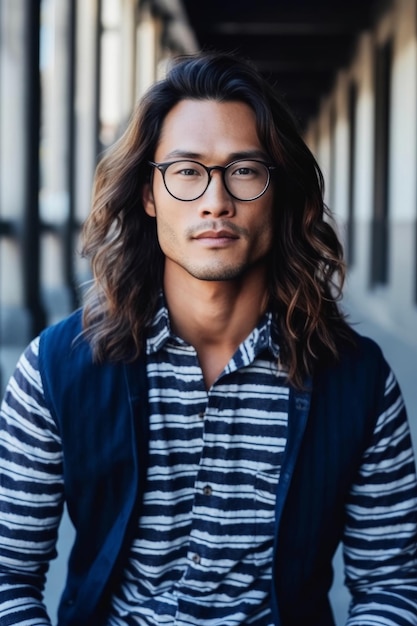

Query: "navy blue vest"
left=39, top=309, right=386, bottom=625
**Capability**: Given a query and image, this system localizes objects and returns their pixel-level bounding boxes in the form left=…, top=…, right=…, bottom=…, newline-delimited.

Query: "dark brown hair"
left=81, top=51, right=354, bottom=387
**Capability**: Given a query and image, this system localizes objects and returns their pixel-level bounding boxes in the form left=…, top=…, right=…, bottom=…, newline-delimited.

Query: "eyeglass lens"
left=162, top=160, right=270, bottom=201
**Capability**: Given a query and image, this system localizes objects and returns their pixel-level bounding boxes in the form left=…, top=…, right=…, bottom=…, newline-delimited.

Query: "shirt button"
left=191, top=553, right=201, bottom=564
left=203, top=485, right=212, bottom=496
left=198, top=411, right=205, bottom=419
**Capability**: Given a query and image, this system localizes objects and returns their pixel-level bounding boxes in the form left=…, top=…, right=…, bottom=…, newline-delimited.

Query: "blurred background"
left=1, top=0, right=417, bottom=623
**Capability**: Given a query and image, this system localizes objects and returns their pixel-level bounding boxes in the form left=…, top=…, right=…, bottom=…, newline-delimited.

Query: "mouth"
left=194, top=230, right=239, bottom=240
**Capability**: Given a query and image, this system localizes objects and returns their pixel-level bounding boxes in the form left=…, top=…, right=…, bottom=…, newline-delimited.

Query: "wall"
left=307, top=0, right=417, bottom=346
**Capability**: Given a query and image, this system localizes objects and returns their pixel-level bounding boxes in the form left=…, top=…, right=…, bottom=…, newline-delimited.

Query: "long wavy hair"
left=81, top=51, right=354, bottom=387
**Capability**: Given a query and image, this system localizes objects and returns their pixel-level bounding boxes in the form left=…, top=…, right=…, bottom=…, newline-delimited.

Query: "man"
left=0, top=52, right=416, bottom=626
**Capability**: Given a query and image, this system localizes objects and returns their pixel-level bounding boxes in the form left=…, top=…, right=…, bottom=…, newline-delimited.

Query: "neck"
left=163, top=263, right=269, bottom=388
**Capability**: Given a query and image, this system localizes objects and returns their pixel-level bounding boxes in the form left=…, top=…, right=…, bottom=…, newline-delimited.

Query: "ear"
left=142, top=182, right=156, bottom=217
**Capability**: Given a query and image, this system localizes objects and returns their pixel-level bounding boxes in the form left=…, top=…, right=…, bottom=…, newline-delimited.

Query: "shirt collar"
left=146, top=291, right=280, bottom=359
left=146, top=292, right=173, bottom=355
left=253, top=311, right=280, bottom=360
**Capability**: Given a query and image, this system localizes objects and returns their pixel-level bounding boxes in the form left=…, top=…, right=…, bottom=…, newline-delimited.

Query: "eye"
left=168, top=161, right=205, bottom=178
left=179, top=168, right=200, bottom=177
left=229, top=161, right=262, bottom=178
left=234, top=166, right=253, bottom=176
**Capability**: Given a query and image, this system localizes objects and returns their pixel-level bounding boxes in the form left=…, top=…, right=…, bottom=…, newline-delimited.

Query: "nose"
left=198, top=170, right=236, bottom=217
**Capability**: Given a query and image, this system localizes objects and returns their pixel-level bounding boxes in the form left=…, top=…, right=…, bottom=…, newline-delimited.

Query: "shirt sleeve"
left=344, top=368, right=417, bottom=625
left=0, top=338, right=64, bottom=625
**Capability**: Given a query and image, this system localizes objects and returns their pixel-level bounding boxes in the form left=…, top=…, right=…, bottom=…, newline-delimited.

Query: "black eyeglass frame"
left=148, top=159, right=276, bottom=202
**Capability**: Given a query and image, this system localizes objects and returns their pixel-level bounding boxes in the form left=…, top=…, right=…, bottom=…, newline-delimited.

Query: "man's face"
left=143, top=99, right=274, bottom=283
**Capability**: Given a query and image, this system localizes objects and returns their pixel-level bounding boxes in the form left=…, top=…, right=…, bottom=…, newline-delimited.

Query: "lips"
left=194, top=230, right=239, bottom=239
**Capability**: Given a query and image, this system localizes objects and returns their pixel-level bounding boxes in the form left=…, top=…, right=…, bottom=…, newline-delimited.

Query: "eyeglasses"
left=148, top=159, right=275, bottom=202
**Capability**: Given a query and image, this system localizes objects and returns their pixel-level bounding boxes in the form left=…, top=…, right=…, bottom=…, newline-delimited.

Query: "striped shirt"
left=107, top=305, right=287, bottom=625
left=0, top=302, right=416, bottom=624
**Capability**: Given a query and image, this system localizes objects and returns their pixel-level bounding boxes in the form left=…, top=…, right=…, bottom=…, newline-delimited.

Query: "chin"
left=188, top=265, right=247, bottom=281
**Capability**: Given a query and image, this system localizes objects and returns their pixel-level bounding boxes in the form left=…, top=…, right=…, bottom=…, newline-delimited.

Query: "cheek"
left=254, top=208, right=274, bottom=249
left=154, top=210, right=181, bottom=252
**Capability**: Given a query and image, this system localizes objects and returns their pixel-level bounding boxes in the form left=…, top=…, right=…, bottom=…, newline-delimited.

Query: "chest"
left=146, top=347, right=289, bottom=501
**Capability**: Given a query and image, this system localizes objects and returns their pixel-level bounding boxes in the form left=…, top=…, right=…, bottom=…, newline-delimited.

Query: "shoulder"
left=340, top=328, right=384, bottom=362
left=329, top=327, right=385, bottom=371
left=314, top=328, right=389, bottom=398
left=310, top=330, right=396, bottom=446
left=38, top=308, right=94, bottom=363
left=40, top=308, right=84, bottom=346
left=38, top=308, right=94, bottom=386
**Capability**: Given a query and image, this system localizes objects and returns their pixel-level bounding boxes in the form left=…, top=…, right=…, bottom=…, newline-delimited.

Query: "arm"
left=0, top=338, right=64, bottom=625
left=344, top=368, right=417, bottom=625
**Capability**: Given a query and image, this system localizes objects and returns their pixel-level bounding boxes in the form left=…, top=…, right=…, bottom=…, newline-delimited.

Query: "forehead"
left=155, top=99, right=264, bottom=161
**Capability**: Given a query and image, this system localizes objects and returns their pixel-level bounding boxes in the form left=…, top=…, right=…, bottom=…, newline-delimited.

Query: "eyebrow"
left=162, top=149, right=271, bottom=162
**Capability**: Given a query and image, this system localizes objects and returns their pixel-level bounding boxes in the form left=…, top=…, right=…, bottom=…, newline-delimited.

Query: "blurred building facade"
left=1, top=0, right=416, bottom=390
left=0, top=0, right=198, bottom=389
left=305, top=0, right=417, bottom=344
